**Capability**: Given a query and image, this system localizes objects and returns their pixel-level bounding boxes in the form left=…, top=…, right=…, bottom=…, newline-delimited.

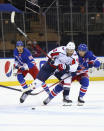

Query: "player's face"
left=17, top=46, right=23, bottom=53
left=78, top=50, right=86, bottom=57
left=66, top=48, right=74, bottom=56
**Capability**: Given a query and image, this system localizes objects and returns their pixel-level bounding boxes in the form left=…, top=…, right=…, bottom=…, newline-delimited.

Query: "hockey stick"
left=0, top=66, right=85, bottom=95
left=0, top=84, right=36, bottom=95
left=0, top=81, right=58, bottom=95
left=0, top=84, right=45, bottom=95
left=0, top=75, right=67, bottom=95
left=0, top=71, right=70, bottom=95
left=11, top=11, right=51, bottom=59
left=32, top=66, right=86, bottom=95
left=0, top=85, right=22, bottom=92
left=32, top=74, right=71, bottom=95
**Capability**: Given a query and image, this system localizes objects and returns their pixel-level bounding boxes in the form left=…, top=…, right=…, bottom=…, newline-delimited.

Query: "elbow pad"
left=94, top=60, right=101, bottom=68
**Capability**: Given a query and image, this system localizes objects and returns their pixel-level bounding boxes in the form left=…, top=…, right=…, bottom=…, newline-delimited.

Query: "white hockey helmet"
left=66, top=42, right=75, bottom=50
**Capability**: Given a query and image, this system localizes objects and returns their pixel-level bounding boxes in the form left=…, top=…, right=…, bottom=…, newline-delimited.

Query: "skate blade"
left=77, top=102, right=84, bottom=106
left=63, top=103, right=72, bottom=106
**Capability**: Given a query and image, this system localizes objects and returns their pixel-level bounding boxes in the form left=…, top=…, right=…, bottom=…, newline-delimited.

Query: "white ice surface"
left=0, top=81, right=104, bottom=131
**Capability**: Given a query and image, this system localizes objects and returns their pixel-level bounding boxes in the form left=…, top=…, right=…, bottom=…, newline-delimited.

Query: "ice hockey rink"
left=0, top=81, right=104, bottom=131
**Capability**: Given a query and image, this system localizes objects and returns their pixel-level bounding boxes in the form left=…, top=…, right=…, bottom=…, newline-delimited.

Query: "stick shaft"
left=33, top=67, right=86, bottom=95
left=0, top=85, right=21, bottom=92
left=33, top=75, right=71, bottom=95
left=14, top=23, right=51, bottom=59
left=0, top=85, right=37, bottom=96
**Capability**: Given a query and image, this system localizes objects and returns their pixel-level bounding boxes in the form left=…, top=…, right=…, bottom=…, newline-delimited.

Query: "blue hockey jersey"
left=77, top=51, right=100, bottom=74
left=14, top=48, right=35, bottom=69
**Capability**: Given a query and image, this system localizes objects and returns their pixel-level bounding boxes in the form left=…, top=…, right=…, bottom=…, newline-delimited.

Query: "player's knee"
left=54, top=84, right=63, bottom=94
left=80, top=77, right=89, bottom=87
left=33, top=78, right=43, bottom=88
left=17, top=74, right=24, bottom=83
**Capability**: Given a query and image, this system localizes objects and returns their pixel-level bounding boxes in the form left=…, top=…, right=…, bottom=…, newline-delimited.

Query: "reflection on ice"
left=0, top=81, right=104, bottom=131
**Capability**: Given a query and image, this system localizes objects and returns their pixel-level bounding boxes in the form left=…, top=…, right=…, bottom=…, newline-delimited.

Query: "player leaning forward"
left=44, top=44, right=101, bottom=105
left=63, top=44, right=101, bottom=105
left=13, top=41, right=39, bottom=101
left=43, top=42, right=79, bottom=105
left=21, top=41, right=79, bottom=103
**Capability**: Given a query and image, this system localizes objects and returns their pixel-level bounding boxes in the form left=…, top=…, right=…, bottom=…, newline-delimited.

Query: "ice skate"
left=77, top=96, right=85, bottom=106
left=20, top=90, right=32, bottom=103
left=43, top=96, right=52, bottom=105
left=63, top=95, right=72, bottom=106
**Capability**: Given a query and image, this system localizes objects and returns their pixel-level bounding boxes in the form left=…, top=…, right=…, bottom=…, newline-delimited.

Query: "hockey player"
left=20, top=42, right=78, bottom=103
left=13, top=41, right=39, bottom=102
left=62, top=43, right=101, bottom=105
left=42, top=44, right=79, bottom=105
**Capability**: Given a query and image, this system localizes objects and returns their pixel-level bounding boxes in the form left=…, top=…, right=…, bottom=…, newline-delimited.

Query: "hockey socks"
left=42, top=83, right=51, bottom=94
left=79, top=86, right=88, bottom=97
left=50, top=84, right=63, bottom=98
left=43, top=84, right=63, bottom=105
left=17, top=74, right=28, bottom=90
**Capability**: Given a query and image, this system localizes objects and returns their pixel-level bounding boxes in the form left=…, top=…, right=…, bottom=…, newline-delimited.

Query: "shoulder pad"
left=86, top=51, right=93, bottom=57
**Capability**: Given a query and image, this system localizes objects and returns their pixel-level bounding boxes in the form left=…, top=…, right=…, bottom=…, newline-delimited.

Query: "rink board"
left=0, top=57, right=104, bottom=86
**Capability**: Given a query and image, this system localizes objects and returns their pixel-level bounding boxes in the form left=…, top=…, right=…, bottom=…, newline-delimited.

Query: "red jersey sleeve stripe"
left=51, top=52, right=59, bottom=57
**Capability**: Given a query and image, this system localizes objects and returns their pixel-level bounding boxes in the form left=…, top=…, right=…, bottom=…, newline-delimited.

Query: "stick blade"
left=11, top=11, right=15, bottom=23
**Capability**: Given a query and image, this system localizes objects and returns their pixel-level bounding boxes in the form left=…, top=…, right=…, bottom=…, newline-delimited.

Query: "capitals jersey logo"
left=5, top=61, right=12, bottom=77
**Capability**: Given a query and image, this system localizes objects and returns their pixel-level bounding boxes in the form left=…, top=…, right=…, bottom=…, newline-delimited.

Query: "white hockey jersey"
left=48, top=46, right=79, bottom=72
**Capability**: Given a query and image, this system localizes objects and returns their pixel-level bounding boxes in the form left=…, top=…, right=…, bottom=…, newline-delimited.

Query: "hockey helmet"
left=16, top=41, right=24, bottom=47
left=78, top=44, right=88, bottom=52
left=66, top=42, right=75, bottom=50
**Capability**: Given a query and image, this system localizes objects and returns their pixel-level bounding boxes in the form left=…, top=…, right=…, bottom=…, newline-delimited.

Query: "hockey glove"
left=19, top=64, right=29, bottom=71
left=65, top=64, right=70, bottom=73
left=48, top=58, right=54, bottom=65
left=83, top=62, right=89, bottom=69
left=13, top=64, right=18, bottom=76
left=88, top=60, right=100, bottom=68
left=13, top=67, right=18, bottom=76
left=93, top=60, right=100, bottom=68
left=83, top=62, right=95, bottom=69
left=58, top=64, right=70, bottom=72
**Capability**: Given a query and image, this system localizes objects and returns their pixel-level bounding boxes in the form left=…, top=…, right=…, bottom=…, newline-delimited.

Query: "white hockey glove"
left=19, top=64, right=29, bottom=71
left=12, top=65, right=18, bottom=76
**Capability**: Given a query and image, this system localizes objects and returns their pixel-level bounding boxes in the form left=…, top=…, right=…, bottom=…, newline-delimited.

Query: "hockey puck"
left=32, top=108, right=36, bottom=110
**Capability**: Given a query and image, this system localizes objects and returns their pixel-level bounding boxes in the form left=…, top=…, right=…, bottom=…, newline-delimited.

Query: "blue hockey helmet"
left=16, top=41, right=24, bottom=47
left=78, top=44, right=88, bottom=52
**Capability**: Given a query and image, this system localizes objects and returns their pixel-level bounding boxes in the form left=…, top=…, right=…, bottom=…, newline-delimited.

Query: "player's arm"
left=13, top=50, right=21, bottom=75
left=25, top=49, right=36, bottom=69
left=48, top=47, right=62, bottom=59
left=82, top=52, right=100, bottom=69
left=48, top=47, right=64, bottom=64
left=60, top=55, right=79, bottom=73
left=87, top=51, right=101, bottom=68
left=48, top=47, right=64, bottom=60
left=13, top=56, right=28, bottom=71
left=70, top=55, right=79, bottom=72
left=13, top=49, right=21, bottom=69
